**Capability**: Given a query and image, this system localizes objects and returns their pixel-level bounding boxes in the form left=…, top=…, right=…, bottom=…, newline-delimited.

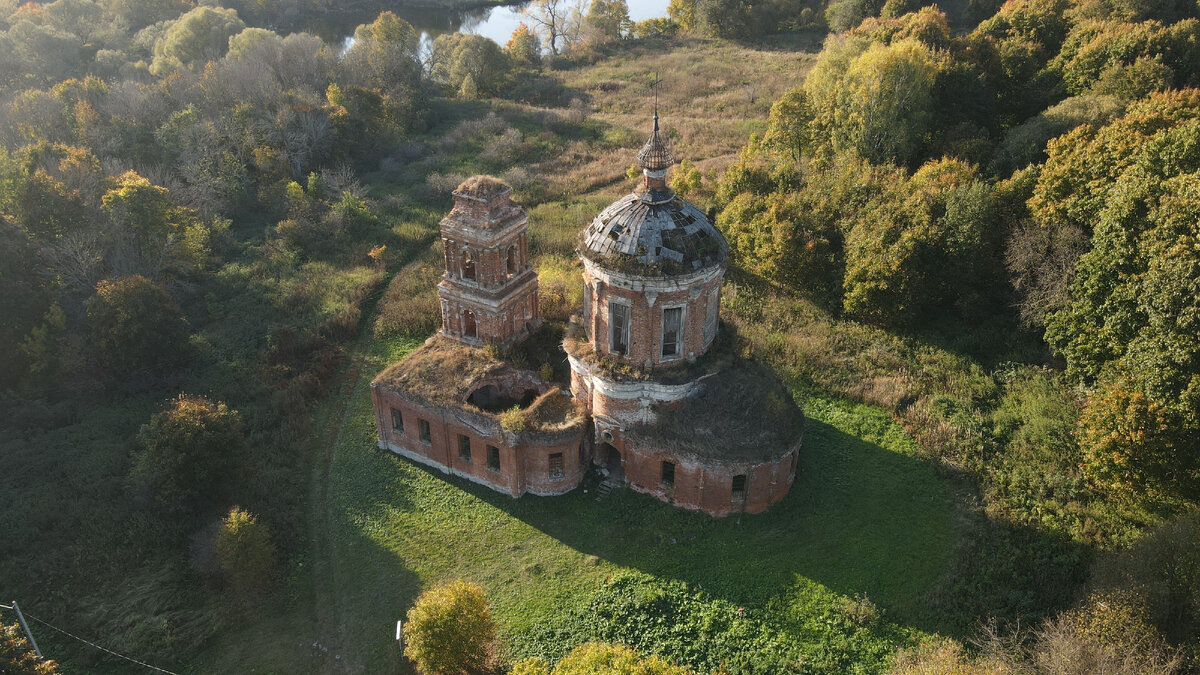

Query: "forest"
left=0, top=0, right=1197, bottom=672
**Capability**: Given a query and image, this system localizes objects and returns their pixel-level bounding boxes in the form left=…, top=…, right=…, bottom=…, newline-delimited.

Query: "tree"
left=762, top=87, right=813, bottom=162
left=429, top=33, right=509, bottom=97
left=88, top=275, right=189, bottom=376
left=507, top=23, right=542, bottom=67
left=101, top=170, right=212, bottom=276
left=130, top=394, right=247, bottom=518
left=0, top=217, right=50, bottom=386
left=718, top=191, right=840, bottom=301
left=524, top=0, right=572, bottom=55
left=830, top=39, right=938, bottom=166
left=586, top=0, right=631, bottom=41
left=1078, top=374, right=1191, bottom=499
left=667, top=0, right=697, bottom=31
left=0, top=620, right=58, bottom=675
left=341, top=11, right=421, bottom=93
left=149, top=6, right=245, bottom=76
left=403, top=580, right=496, bottom=674
left=694, top=0, right=759, bottom=39
left=842, top=158, right=996, bottom=325
left=216, top=507, right=276, bottom=597
left=1038, top=94, right=1200, bottom=499
left=826, top=0, right=885, bottom=32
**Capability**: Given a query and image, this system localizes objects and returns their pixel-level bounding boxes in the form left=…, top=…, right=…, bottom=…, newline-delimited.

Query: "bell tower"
left=438, top=176, right=540, bottom=348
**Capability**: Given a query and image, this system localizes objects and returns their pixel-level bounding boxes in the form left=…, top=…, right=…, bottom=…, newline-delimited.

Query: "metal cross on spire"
left=649, top=72, right=663, bottom=130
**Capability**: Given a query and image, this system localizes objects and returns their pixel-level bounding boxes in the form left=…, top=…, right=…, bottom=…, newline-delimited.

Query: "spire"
left=636, top=73, right=674, bottom=173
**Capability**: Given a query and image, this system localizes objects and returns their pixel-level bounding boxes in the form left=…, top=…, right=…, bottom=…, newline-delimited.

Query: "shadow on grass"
left=416, top=417, right=962, bottom=635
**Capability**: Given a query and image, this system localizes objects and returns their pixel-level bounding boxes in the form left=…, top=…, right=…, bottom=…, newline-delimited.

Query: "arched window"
left=462, top=248, right=476, bottom=281
left=506, top=245, right=518, bottom=277
left=463, top=309, right=477, bottom=339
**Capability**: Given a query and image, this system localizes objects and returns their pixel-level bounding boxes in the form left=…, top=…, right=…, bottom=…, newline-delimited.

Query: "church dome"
left=581, top=115, right=728, bottom=276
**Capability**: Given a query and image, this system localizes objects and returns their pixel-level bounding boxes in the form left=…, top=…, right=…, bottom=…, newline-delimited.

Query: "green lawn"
left=212, top=334, right=957, bottom=673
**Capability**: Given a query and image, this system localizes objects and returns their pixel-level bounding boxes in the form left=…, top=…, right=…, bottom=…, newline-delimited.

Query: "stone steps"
left=595, top=477, right=622, bottom=499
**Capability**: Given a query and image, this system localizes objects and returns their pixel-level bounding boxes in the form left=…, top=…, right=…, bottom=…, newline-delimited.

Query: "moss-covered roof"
left=372, top=336, right=584, bottom=432
left=627, top=359, right=805, bottom=464
left=453, top=175, right=510, bottom=202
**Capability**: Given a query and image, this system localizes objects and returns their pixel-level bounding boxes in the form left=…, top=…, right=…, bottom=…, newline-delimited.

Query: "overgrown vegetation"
left=3, top=0, right=1199, bottom=671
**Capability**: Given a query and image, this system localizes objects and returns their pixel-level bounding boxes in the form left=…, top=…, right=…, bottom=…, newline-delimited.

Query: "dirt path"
left=304, top=276, right=396, bottom=673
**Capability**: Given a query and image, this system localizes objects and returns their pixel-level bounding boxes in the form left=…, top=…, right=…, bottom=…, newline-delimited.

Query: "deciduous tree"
left=130, top=394, right=246, bottom=518
left=507, top=22, right=542, bottom=67
left=403, top=580, right=496, bottom=674
left=149, top=6, right=245, bottom=76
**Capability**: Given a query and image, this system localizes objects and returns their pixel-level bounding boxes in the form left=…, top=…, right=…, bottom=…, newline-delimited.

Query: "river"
left=341, top=0, right=671, bottom=52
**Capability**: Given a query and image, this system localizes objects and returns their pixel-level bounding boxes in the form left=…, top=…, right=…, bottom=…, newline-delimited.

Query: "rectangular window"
left=419, top=418, right=431, bottom=443
left=732, top=474, right=747, bottom=497
left=662, top=307, right=682, bottom=358
left=661, top=461, right=675, bottom=486
left=458, top=434, right=471, bottom=462
left=610, top=301, right=630, bottom=355
left=549, top=452, right=564, bottom=479
left=487, top=446, right=501, bottom=472
left=390, top=408, right=403, bottom=433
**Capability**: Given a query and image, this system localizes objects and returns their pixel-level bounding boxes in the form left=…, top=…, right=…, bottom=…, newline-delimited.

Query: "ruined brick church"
left=371, top=112, right=804, bottom=517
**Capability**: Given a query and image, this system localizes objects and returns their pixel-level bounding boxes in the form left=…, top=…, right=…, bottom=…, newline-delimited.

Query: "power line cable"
left=20, top=611, right=182, bottom=675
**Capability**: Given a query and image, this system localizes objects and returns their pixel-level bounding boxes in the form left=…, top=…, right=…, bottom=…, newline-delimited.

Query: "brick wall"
left=618, top=433, right=799, bottom=517
left=437, top=179, right=539, bottom=348
left=439, top=275, right=539, bottom=347
left=583, top=265, right=723, bottom=369
left=371, top=384, right=587, bottom=498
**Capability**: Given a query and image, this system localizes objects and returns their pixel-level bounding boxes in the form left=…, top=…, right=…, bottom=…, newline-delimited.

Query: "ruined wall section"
left=371, top=383, right=587, bottom=498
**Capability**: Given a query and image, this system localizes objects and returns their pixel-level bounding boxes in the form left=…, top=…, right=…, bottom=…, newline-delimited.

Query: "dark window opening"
left=662, top=307, right=682, bottom=357
left=549, top=453, right=564, bottom=479
left=610, top=302, right=630, bottom=355
left=458, top=434, right=471, bottom=462
left=462, top=251, right=476, bottom=280
left=463, top=310, right=477, bottom=339
left=390, top=408, right=403, bottom=433
left=506, top=246, right=517, bottom=276
left=487, top=445, right=501, bottom=472
left=731, top=474, right=747, bottom=496
left=661, top=461, right=675, bottom=486
left=419, top=418, right=431, bottom=443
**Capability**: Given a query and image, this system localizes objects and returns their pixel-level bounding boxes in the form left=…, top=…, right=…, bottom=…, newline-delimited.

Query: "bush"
left=216, top=507, right=277, bottom=598
left=500, top=406, right=530, bottom=433
left=130, top=395, right=247, bottom=519
left=554, top=642, right=696, bottom=674
left=88, top=275, right=190, bottom=377
left=404, top=580, right=496, bottom=675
